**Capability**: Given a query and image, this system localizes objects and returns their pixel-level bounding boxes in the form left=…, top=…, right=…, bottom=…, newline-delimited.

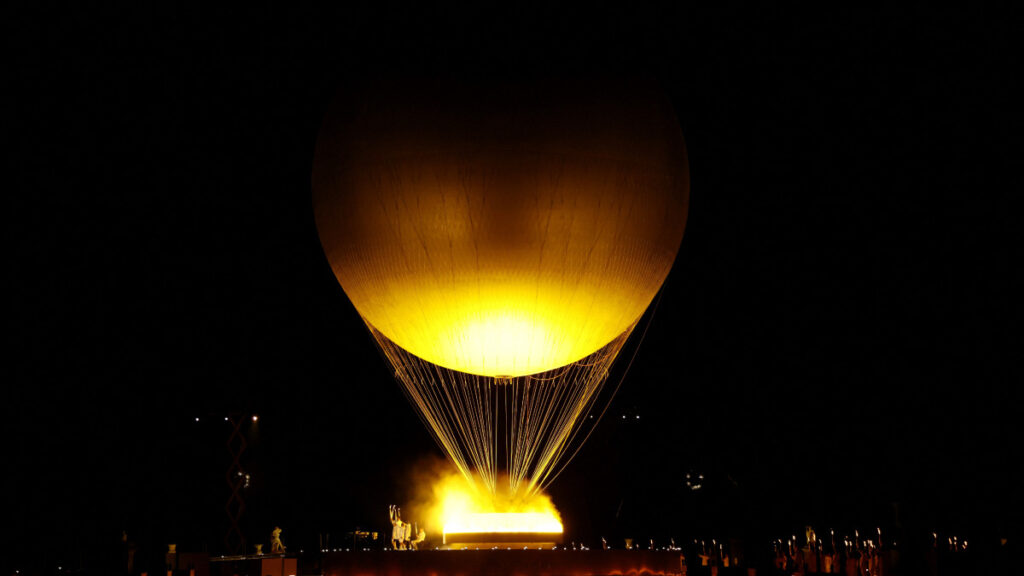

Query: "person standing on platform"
left=389, top=505, right=403, bottom=550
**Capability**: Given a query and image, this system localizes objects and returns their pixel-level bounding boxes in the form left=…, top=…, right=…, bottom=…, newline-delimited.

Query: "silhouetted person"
left=390, top=505, right=403, bottom=549
left=122, top=530, right=137, bottom=575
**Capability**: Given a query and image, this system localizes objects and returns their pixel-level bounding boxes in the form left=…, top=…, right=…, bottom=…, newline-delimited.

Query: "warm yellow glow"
left=413, top=466, right=562, bottom=539
left=453, top=310, right=560, bottom=378
left=386, top=290, right=638, bottom=377
left=445, top=512, right=562, bottom=535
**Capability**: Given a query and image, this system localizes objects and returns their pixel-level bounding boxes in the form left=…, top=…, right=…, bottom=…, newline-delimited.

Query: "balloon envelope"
left=313, top=78, right=688, bottom=377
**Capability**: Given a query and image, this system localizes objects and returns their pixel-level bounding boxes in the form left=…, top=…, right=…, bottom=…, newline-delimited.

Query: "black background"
left=8, top=3, right=1018, bottom=573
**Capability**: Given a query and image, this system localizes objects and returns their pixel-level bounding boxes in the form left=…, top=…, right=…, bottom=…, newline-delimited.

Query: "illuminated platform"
left=442, top=511, right=564, bottom=549
left=441, top=531, right=562, bottom=549
left=321, top=549, right=686, bottom=576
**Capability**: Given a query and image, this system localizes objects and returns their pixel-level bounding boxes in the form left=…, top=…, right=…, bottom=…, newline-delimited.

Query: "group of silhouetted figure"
left=679, top=528, right=996, bottom=576
left=389, top=504, right=426, bottom=550
left=768, top=537, right=888, bottom=575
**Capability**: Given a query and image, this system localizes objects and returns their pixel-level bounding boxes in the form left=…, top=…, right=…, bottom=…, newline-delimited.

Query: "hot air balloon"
left=313, top=77, right=687, bottom=518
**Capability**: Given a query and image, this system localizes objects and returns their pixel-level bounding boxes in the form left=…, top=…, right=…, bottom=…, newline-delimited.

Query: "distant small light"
left=224, top=417, right=229, bottom=422
left=252, top=414, right=259, bottom=422
left=635, top=415, right=640, bottom=419
left=622, top=415, right=626, bottom=419
left=195, top=417, right=200, bottom=422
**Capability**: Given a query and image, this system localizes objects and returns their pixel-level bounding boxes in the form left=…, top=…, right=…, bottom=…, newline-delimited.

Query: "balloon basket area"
left=320, top=549, right=686, bottom=576
left=440, top=530, right=562, bottom=550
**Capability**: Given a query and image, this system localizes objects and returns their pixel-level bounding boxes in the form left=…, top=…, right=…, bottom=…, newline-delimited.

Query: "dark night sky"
left=8, top=2, right=1019, bottom=572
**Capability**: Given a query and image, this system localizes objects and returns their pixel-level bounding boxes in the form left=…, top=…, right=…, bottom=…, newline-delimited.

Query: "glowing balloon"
left=313, top=78, right=688, bottom=378
left=313, top=78, right=688, bottom=498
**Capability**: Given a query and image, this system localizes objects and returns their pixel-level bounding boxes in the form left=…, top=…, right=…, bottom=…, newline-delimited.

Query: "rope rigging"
left=370, top=322, right=636, bottom=500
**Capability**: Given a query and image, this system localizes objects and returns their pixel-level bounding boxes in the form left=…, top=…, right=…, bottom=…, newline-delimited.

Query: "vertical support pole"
left=225, top=415, right=248, bottom=554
